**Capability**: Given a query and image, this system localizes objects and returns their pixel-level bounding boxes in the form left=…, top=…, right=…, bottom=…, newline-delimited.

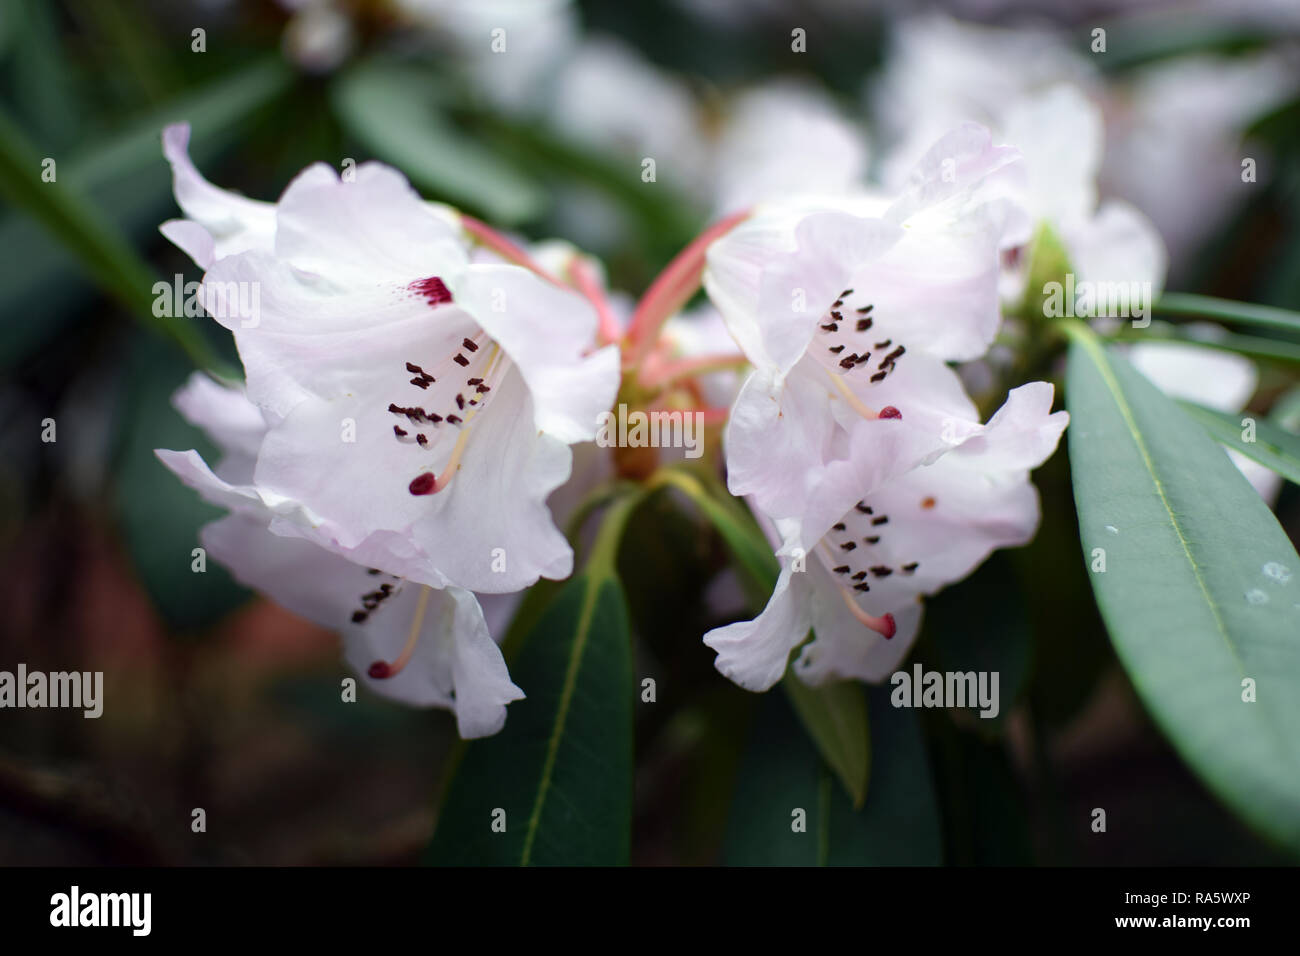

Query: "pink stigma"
left=409, top=472, right=437, bottom=496
left=878, top=406, right=902, bottom=420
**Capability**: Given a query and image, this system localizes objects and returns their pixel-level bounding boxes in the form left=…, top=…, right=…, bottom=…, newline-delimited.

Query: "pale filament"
left=826, top=369, right=884, bottom=420
left=370, top=584, right=432, bottom=678
left=426, top=342, right=504, bottom=492
left=816, top=540, right=896, bottom=640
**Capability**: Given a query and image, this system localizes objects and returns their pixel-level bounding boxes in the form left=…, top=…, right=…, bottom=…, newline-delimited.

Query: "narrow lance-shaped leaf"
left=724, top=684, right=940, bottom=865
left=1154, top=292, right=1300, bottom=338
left=1066, top=327, right=1300, bottom=853
left=0, top=58, right=290, bottom=373
left=652, top=467, right=871, bottom=807
left=1178, top=400, right=1300, bottom=489
left=333, top=60, right=543, bottom=226
left=426, top=494, right=640, bottom=865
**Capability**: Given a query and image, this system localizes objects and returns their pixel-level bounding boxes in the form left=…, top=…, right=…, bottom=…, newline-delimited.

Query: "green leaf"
left=1088, top=15, right=1273, bottom=73
left=0, top=58, right=289, bottom=373
left=426, top=496, right=639, bottom=865
left=723, top=684, right=940, bottom=865
left=1106, top=321, right=1300, bottom=368
left=921, top=552, right=1032, bottom=730
left=650, top=468, right=776, bottom=606
left=112, top=335, right=249, bottom=632
left=1065, top=325, right=1300, bottom=853
left=1179, top=401, right=1300, bottom=488
left=926, top=718, right=1034, bottom=865
left=781, top=676, right=870, bottom=808
left=650, top=467, right=871, bottom=806
left=1154, top=292, right=1300, bottom=338
left=333, top=61, right=543, bottom=225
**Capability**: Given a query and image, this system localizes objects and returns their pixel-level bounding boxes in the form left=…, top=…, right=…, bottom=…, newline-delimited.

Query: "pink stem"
left=567, top=256, right=623, bottom=345
left=461, top=215, right=562, bottom=286
left=640, top=352, right=749, bottom=389
left=626, top=210, right=750, bottom=367
left=647, top=401, right=730, bottom=426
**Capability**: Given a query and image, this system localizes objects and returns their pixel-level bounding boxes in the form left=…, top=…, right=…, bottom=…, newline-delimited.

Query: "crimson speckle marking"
left=411, top=276, right=453, bottom=306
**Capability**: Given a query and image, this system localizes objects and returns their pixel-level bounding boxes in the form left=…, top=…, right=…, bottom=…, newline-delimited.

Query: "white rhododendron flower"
left=872, top=14, right=1095, bottom=193
left=700, top=124, right=1068, bottom=690
left=996, top=85, right=1167, bottom=302
left=164, top=374, right=523, bottom=737
left=709, top=79, right=869, bottom=215
left=158, top=123, right=619, bottom=595
left=154, top=123, right=618, bottom=733
left=708, top=383, right=1067, bottom=691
left=705, top=124, right=1024, bottom=538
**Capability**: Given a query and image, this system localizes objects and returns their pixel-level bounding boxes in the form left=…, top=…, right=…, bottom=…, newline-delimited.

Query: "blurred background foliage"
left=1, top=0, right=1298, bottom=864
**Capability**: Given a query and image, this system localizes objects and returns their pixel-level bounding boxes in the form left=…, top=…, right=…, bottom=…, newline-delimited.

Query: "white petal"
left=161, top=123, right=278, bottom=266
left=1127, top=341, right=1256, bottom=413
left=272, top=160, right=467, bottom=282
left=1066, top=200, right=1168, bottom=293
left=999, top=85, right=1101, bottom=227
left=201, top=249, right=481, bottom=420
left=171, top=372, right=268, bottom=478
left=703, top=560, right=811, bottom=692
left=443, top=587, right=526, bottom=738
left=452, top=263, right=619, bottom=443
left=201, top=513, right=522, bottom=734
left=405, top=369, right=575, bottom=592
left=797, top=561, right=924, bottom=684
left=724, top=362, right=835, bottom=520
left=885, top=122, right=1021, bottom=225
left=949, top=381, right=1069, bottom=474
left=712, top=79, right=868, bottom=213
left=706, top=210, right=902, bottom=374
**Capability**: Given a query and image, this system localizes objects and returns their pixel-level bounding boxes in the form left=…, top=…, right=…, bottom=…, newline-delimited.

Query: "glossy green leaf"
left=1066, top=327, right=1300, bottom=853
left=0, top=58, right=289, bottom=373
left=1179, top=400, right=1300, bottom=488
left=723, top=685, right=940, bottom=865
left=927, top=718, right=1034, bottom=865
left=1154, top=292, right=1300, bottom=338
left=1106, top=321, right=1300, bottom=368
left=921, top=552, right=1032, bottom=730
left=652, top=467, right=871, bottom=806
left=782, top=676, right=870, bottom=808
left=112, top=336, right=249, bottom=632
left=426, top=498, right=638, bottom=865
left=333, top=61, right=543, bottom=225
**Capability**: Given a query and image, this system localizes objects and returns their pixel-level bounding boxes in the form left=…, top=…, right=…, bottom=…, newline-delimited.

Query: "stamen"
left=408, top=424, right=475, bottom=496
left=368, top=585, right=432, bottom=679
left=838, top=589, right=896, bottom=639
left=826, top=370, right=893, bottom=422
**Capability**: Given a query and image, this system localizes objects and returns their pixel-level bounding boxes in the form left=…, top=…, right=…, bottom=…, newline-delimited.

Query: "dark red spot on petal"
left=411, top=276, right=453, bottom=306
left=368, top=661, right=393, bottom=679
